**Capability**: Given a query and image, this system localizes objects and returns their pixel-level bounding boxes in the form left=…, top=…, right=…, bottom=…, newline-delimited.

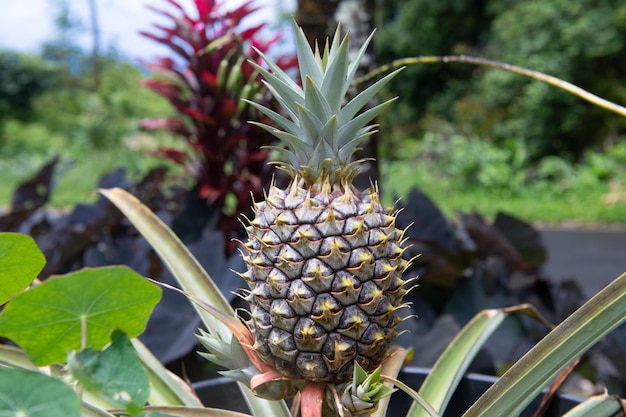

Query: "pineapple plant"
left=237, top=22, right=409, bottom=394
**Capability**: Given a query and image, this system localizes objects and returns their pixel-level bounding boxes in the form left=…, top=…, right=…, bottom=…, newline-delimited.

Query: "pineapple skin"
left=242, top=177, right=408, bottom=383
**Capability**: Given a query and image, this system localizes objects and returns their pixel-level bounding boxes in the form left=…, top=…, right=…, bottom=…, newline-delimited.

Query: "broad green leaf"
left=100, top=188, right=292, bottom=417
left=0, top=367, right=80, bottom=417
left=68, top=330, right=150, bottom=414
left=0, top=266, right=161, bottom=365
left=463, top=272, right=626, bottom=416
left=0, top=232, right=46, bottom=305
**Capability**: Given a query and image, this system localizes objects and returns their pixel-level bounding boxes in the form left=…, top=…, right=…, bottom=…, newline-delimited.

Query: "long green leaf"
left=561, top=394, right=626, bottom=417
left=374, top=345, right=412, bottom=417
left=80, top=402, right=116, bottom=417
left=409, top=304, right=553, bottom=417
left=0, top=344, right=38, bottom=370
left=99, top=188, right=291, bottom=417
left=408, top=309, right=506, bottom=417
left=99, top=188, right=231, bottom=329
left=142, top=405, right=253, bottom=416
left=463, top=272, right=626, bottom=416
left=381, top=376, right=440, bottom=417
left=131, top=338, right=203, bottom=407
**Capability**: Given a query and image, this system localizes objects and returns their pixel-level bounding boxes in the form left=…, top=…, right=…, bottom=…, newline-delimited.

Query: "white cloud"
left=0, top=0, right=291, bottom=63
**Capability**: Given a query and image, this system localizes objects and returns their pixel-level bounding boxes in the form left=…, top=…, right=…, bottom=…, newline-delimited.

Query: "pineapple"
left=240, top=24, right=408, bottom=385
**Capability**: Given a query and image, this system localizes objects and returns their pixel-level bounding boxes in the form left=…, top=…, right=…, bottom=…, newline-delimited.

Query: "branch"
left=354, top=55, right=626, bottom=118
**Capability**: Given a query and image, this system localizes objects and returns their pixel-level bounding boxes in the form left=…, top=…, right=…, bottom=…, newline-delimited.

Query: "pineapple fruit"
left=239, top=23, right=409, bottom=385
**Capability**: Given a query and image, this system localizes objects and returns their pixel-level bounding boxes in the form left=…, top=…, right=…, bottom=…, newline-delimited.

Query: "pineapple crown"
left=246, top=21, right=402, bottom=185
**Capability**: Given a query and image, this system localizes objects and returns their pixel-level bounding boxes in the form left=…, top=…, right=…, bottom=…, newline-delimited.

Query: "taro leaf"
left=11, top=156, right=58, bottom=211
left=0, top=266, right=161, bottom=365
left=395, top=188, right=455, bottom=251
left=0, top=367, right=80, bottom=417
left=395, top=188, right=465, bottom=288
left=140, top=228, right=243, bottom=363
left=0, top=233, right=46, bottom=305
left=0, top=157, right=58, bottom=232
left=68, top=330, right=150, bottom=414
left=459, top=212, right=533, bottom=274
left=139, top=267, right=201, bottom=364
left=493, top=212, right=547, bottom=268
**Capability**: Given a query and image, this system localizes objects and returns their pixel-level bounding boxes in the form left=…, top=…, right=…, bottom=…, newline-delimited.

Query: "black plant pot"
left=192, top=366, right=583, bottom=416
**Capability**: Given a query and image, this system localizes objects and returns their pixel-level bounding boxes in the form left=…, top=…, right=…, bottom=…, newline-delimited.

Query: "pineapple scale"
left=241, top=179, right=408, bottom=383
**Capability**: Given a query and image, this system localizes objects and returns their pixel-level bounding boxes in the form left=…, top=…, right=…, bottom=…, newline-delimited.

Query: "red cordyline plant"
left=140, top=0, right=296, bottom=253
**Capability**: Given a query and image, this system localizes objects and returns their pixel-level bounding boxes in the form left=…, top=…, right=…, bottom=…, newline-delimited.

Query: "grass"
left=2, top=122, right=625, bottom=227
left=381, top=157, right=626, bottom=227
left=0, top=123, right=185, bottom=209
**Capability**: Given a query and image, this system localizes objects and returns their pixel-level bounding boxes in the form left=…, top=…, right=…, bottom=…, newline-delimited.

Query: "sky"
left=0, top=0, right=293, bottom=63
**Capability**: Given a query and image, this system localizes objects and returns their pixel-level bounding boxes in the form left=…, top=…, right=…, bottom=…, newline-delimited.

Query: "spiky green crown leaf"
left=246, top=21, right=402, bottom=185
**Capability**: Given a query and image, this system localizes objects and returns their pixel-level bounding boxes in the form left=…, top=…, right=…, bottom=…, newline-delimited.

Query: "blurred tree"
left=375, top=0, right=626, bottom=161
left=0, top=51, right=57, bottom=141
left=86, top=0, right=102, bottom=90
left=42, top=0, right=87, bottom=79
left=476, top=0, right=626, bottom=159
left=295, top=0, right=341, bottom=46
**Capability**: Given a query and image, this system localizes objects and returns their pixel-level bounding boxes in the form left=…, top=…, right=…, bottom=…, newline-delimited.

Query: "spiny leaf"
left=339, top=68, right=403, bottom=125
left=321, top=33, right=350, bottom=112
left=293, top=22, right=324, bottom=86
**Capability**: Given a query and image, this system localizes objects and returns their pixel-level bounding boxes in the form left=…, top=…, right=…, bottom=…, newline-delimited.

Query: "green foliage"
left=382, top=132, right=626, bottom=223
left=0, top=50, right=57, bottom=125
left=0, top=367, right=81, bottom=417
left=68, top=330, right=151, bottom=414
left=376, top=0, right=626, bottom=160
left=0, top=265, right=161, bottom=365
left=0, top=50, right=179, bottom=208
left=0, top=233, right=46, bottom=305
left=32, top=58, right=173, bottom=149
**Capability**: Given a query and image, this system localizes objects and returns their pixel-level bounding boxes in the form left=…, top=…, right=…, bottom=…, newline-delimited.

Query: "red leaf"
left=225, top=1, right=259, bottom=25
left=182, top=108, right=217, bottom=125
left=140, top=118, right=189, bottom=135
left=301, top=382, right=325, bottom=417
left=194, top=0, right=216, bottom=20
left=154, top=147, right=189, bottom=165
left=163, top=0, right=185, bottom=14
left=251, top=32, right=280, bottom=52
left=141, top=79, right=183, bottom=99
left=200, top=71, right=217, bottom=89
left=239, top=23, right=264, bottom=42
left=139, top=31, right=191, bottom=60
left=250, top=368, right=286, bottom=391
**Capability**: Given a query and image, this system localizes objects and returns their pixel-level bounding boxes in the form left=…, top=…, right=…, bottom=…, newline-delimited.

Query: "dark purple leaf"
left=459, top=212, right=535, bottom=274
left=11, top=156, right=58, bottom=211
left=493, top=212, right=548, bottom=268
left=395, top=188, right=456, bottom=251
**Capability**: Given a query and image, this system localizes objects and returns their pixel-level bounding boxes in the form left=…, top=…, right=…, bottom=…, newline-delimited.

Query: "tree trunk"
left=86, top=0, right=101, bottom=91
left=295, top=0, right=341, bottom=47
